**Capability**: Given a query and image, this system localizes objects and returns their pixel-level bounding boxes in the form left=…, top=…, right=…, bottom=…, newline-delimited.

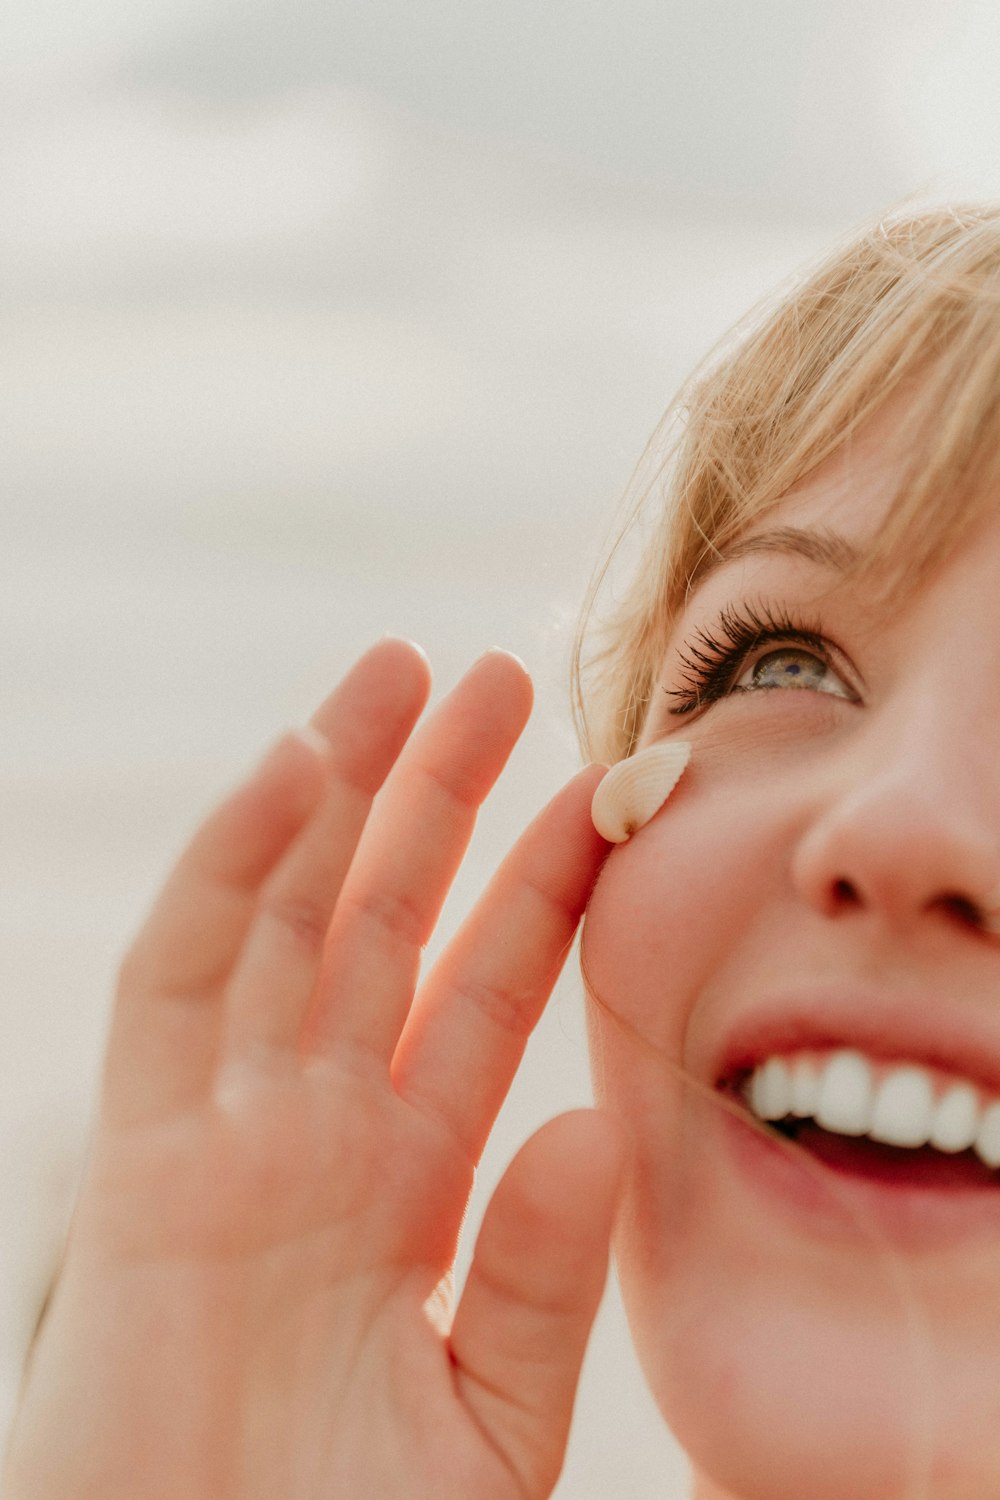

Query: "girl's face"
left=583, top=399, right=1000, bottom=1500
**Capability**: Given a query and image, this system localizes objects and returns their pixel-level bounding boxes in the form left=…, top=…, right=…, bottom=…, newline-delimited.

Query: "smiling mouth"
left=765, top=1117, right=1000, bottom=1191
left=713, top=1037, right=1000, bottom=1197
left=708, top=1008, right=1000, bottom=1246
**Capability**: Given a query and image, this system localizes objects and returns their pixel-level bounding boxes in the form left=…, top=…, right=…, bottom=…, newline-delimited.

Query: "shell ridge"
left=591, top=741, right=692, bottom=843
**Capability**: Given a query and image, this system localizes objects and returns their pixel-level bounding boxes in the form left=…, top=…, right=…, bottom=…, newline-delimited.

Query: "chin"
left=611, top=1106, right=1000, bottom=1500
left=627, top=1274, right=924, bottom=1500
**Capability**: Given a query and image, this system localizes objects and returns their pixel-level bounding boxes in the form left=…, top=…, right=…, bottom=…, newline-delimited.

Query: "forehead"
left=689, top=405, right=909, bottom=608
left=752, top=399, right=911, bottom=547
left=712, top=338, right=1000, bottom=606
left=723, top=382, right=1000, bottom=612
left=687, top=441, right=1000, bottom=651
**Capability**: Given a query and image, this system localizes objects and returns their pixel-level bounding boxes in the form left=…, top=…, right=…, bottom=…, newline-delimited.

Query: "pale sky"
left=6, top=0, right=1000, bottom=221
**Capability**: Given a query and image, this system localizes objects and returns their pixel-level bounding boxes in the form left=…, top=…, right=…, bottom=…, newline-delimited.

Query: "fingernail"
left=476, top=647, right=528, bottom=672
left=376, top=634, right=430, bottom=664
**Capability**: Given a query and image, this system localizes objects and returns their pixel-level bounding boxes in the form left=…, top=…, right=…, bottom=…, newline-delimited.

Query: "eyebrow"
left=697, top=525, right=861, bottom=580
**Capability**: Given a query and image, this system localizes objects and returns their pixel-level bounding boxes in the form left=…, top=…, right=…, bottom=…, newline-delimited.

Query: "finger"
left=106, top=728, right=329, bottom=1125
left=391, top=765, right=608, bottom=1163
left=450, top=1110, right=625, bottom=1500
left=223, top=639, right=431, bottom=1062
left=106, top=639, right=430, bottom=1125
left=303, top=650, right=533, bottom=1065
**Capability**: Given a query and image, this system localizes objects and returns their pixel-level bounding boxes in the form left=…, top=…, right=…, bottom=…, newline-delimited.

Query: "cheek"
left=582, top=775, right=783, bottom=1288
left=583, top=701, right=842, bottom=1061
left=583, top=772, right=777, bottom=1055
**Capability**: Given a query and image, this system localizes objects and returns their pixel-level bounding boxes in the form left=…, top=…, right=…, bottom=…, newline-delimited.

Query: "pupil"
left=753, top=648, right=824, bottom=690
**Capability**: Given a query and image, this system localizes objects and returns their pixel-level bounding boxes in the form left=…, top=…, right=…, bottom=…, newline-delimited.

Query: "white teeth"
left=747, top=1057, right=792, bottom=1119
left=815, top=1050, right=873, bottom=1137
left=868, top=1067, right=934, bottom=1148
left=929, top=1083, right=979, bottom=1154
left=741, top=1048, right=1000, bottom=1172
left=789, top=1056, right=820, bottom=1118
left=977, top=1103, right=1000, bottom=1168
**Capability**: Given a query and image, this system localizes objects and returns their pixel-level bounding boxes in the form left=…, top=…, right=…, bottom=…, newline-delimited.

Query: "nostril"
left=832, top=877, right=860, bottom=908
left=939, top=893, right=985, bottom=928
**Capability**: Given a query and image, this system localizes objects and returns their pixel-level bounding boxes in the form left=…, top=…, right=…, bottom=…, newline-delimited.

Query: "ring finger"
left=222, top=638, right=431, bottom=1063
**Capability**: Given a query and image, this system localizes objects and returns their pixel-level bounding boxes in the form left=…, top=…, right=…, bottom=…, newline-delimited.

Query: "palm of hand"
left=77, top=1059, right=493, bottom=1499
left=5, top=642, right=622, bottom=1500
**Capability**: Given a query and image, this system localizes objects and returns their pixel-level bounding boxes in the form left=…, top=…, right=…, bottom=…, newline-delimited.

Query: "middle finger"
left=304, top=650, right=533, bottom=1066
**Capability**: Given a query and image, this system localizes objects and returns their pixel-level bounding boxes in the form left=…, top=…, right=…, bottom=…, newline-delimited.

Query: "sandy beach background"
left=4, top=3, right=1000, bottom=1491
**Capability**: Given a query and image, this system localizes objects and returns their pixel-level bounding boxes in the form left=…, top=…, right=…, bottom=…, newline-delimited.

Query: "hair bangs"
left=574, top=205, right=1000, bottom=765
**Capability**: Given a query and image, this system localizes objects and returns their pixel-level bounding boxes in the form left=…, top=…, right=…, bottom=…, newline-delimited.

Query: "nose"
left=791, top=722, right=1000, bottom=937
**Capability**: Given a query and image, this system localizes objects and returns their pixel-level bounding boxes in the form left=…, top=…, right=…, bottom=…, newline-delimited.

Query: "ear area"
left=590, top=741, right=691, bottom=843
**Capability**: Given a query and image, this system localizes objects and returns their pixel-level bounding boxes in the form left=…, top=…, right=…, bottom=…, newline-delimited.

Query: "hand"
left=3, top=640, right=624, bottom=1500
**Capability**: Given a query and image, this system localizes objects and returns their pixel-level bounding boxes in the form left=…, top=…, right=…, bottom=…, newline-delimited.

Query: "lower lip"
left=717, top=1098, right=1000, bottom=1251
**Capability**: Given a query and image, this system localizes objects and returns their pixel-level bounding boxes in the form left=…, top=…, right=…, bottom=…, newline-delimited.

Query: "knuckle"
left=453, top=974, right=534, bottom=1037
left=341, top=885, right=428, bottom=949
left=256, top=888, right=332, bottom=955
left=418, top=758, right=481, bottom=813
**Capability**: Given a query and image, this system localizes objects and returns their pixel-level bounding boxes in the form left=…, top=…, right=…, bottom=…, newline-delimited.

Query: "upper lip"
left=709, top=984, right=1000, bottom=1102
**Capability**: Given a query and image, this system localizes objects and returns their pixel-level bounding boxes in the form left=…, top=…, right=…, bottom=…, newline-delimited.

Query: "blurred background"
left=3, top=1, right=1000, bottom=1491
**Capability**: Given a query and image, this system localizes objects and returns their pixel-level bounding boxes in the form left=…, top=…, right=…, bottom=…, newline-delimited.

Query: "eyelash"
left=665, top=599, right=848, bottom=717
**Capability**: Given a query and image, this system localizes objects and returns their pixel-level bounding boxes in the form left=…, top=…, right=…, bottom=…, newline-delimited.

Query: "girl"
left=6, top=203, right=1000, bottom=1499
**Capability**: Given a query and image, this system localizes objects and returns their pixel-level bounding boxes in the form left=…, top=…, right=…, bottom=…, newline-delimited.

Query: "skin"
left=1, top=641, right=626, bottom=1500
left=583, top=398, right=1000, bottom=1500
left=10, top=391, right=1000, bottom=1499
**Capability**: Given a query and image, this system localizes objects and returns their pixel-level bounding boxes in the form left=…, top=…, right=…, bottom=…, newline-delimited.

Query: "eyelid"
left=664, top=598, right=865, bottom=717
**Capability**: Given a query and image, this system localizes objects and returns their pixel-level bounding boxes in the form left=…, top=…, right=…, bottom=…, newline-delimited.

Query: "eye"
left=665, top=600, right=861, bottom=717
left=732, top=644, right=849, bottom=696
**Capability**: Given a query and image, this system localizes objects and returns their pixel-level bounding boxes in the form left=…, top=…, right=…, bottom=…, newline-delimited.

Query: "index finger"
left=390, top=764, right=610, bottom=1164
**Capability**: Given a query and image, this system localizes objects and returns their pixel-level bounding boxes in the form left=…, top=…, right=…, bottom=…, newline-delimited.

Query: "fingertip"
left=546, top=765, right=617, bottom=866
left=577, top=762, right=611, bottom=796
left=308, top=638, right=433, bottom=758
left=528, top=1108, right=628, bottom=1211
left=490, top=1111, right=626, bottom=1266
left=354, top=636, right=434, bottom=703
left=471, top=648, right=534, bottom=708
left=426, top=650, right=533, bottom=766
left=563, top=1104, right=629, bottom=1162
left=478, top=646, right=529, bottom=674
left=450, top=1108, right=626, bottom=1491
left=493, top=765, right=612, bottom=920
left=374, top=634, right=433, bottom=677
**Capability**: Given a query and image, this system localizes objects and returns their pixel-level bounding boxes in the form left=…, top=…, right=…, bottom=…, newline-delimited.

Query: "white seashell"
left=591, top=741, right=692, bottom=843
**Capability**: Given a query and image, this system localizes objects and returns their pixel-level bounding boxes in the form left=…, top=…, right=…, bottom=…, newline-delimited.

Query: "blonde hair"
left=574, top=203, right=1000, bottom=765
